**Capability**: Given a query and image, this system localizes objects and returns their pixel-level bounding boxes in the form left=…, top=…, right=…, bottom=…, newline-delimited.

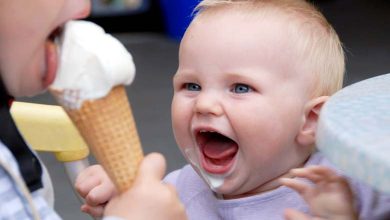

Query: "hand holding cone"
left=51, top=86, right=143, bottom=193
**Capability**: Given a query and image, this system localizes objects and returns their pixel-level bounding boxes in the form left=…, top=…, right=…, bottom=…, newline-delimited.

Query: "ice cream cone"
left=50, top=86, right=143, bottom=193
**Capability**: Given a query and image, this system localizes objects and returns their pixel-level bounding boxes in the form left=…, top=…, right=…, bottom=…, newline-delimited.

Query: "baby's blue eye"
left=233, top=84, right=251, bottom=93
left=186, top=83, right=201, bottom=91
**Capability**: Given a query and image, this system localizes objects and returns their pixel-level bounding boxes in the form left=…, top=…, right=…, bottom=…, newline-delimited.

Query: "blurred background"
left=17, top=0, right=390, bottom=219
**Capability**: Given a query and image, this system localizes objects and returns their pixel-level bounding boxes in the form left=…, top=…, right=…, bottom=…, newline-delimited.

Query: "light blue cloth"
left=0, top=141, right=61, bottom=220
left=0, top=140, right=126, bottom=220
left=317, top=73, right=390, bottom=193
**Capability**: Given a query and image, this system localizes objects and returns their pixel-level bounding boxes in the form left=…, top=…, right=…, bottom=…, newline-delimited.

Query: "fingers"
left=81, top=204, right=105, bottom=218
left=280, top=178, right=312, bottom=195
left=289, top=166, right=340, bottom=184
left=85, top=180, right=115, bottom=206
left=134, top=152, right=167, bottom=185
left=74, top=163, right=116, bottom=217
left=75, top=177, right=101, bottom=198
left=75, top=165, right=106, bottom=198
left=75, top=178, right=100, bottom=199
left=281, top=166, right=347, bottom=197
left=284, top=208, right=311, bottom=220
left=75, top=164, right=105, bottom=184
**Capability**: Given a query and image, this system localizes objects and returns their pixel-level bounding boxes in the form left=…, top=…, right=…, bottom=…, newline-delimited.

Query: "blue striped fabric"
left=0, top=141, right=61, bottom=220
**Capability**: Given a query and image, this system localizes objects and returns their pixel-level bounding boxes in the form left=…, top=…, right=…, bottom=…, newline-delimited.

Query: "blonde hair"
left=194, top=0, right=345, bottom=97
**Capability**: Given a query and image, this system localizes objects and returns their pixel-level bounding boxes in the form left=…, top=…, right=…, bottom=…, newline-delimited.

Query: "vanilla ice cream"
left=51, top=20, right=135, bottom=109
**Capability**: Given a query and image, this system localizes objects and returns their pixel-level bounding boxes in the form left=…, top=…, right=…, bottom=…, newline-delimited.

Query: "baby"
left=76, top=0, right=390, bottom=219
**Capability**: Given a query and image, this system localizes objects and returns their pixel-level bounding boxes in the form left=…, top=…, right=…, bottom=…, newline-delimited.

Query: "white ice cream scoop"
left=51, top=20, right=135, bottom=109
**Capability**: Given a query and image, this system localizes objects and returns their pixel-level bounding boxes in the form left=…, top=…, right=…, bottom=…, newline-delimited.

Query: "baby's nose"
left=194, top=92, right=223, bottom=116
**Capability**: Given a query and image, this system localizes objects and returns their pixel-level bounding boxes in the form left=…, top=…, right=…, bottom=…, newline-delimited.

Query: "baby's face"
left=172, top=10, right=313, bottom=198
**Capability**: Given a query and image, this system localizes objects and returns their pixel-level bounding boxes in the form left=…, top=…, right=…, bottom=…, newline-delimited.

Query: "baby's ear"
left=296, top=96, right=329, bottom=146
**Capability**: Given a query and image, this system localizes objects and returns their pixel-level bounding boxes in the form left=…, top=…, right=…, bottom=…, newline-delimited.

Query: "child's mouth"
left=196, top=130, right=238, bottom=174
left=43, top=26, right=63, bottom=88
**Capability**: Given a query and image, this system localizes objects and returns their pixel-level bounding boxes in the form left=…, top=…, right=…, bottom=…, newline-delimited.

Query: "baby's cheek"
left=171, top=120, right=191, bottom=151
left=175, top=133, right=192, bottom=152
left=172, top=104, right=193, bottom=147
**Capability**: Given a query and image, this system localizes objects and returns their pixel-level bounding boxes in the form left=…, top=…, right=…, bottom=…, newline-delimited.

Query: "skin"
left=172, top=9, right=320, bottom=198
left=76, top=164, right=117, bottom=216
left=0, top=0, right=90, bottom=97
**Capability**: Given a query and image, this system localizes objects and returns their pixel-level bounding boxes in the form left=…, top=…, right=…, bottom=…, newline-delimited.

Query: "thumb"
left=134, top=152, right=167, bottom=185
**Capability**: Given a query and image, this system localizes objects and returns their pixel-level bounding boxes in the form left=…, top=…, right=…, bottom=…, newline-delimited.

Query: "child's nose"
left=194, top=92, right=223, bottom=116
left=67, top=0, right=92, bottom=20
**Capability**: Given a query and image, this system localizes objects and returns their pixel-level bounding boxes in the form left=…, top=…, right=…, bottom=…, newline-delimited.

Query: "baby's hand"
left=280, top=166, right=358, bottom=220
left=75, top=164, right=117, bottom=217
left=104, top=153, right=187, bottom=220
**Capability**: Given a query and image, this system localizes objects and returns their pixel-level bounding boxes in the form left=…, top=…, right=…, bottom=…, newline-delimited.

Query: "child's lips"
left=43, top=40, right=58, bottom=88
left=42, top=26, right=62, bottom=88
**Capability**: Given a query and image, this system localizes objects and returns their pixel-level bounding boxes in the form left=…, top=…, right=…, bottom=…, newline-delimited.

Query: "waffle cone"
left=51, top=86, right=143, bottom=193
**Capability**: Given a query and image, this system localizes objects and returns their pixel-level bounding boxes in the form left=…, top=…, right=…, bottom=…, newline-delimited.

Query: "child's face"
left=0, top=0, right=90, bottom=97
left=172, top=10, right=313, bottom=198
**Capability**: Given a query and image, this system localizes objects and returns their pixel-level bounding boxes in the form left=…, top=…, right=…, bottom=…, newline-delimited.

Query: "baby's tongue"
left=202, top=138, right=238, bottom=160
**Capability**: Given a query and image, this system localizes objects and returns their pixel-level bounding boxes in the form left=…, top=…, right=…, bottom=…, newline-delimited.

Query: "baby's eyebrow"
left=173, top=71, right=196, bottom=80
left=173, top=73, right=191, bottom=84
left=224, top=72, right=243, bottom=78
left=172, top=73, right=183, bottom=82
left=223, top=71, right=256, bottom=80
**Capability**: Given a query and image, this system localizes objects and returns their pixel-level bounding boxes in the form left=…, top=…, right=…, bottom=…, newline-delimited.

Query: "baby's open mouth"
left=196, top=130, right=238, bottom=174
